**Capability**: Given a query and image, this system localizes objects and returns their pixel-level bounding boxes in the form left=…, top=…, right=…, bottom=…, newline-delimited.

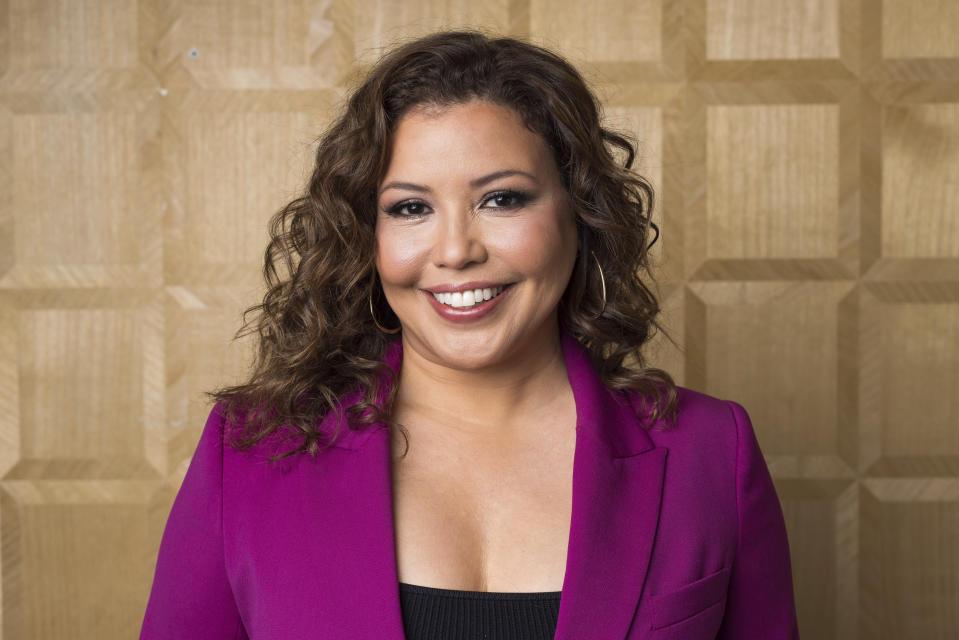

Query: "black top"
left=398, top=582, right=562, bottom=640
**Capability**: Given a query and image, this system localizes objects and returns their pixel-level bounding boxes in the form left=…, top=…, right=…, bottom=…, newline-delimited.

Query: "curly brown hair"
left=208, top=29, right=678, bottom=459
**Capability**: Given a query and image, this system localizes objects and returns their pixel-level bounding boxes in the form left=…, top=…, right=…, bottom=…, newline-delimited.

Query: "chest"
left=389, top=423, right=576, bottom=592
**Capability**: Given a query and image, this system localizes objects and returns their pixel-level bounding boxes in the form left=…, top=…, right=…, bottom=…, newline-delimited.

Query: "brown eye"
left=482, top=190, right=531, bottom=209
left=386, top=201, right=429, bottom=217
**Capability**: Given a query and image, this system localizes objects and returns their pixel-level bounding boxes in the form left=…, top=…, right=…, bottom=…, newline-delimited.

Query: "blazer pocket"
left=648, top=566, right=731, bottom=629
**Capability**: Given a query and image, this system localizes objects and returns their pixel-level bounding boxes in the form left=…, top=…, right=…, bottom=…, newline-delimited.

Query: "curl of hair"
left=207, top=29, right=679, bottom=460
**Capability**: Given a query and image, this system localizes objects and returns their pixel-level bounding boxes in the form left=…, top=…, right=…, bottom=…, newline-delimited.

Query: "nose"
left=431, top=212, right=488, bottom=269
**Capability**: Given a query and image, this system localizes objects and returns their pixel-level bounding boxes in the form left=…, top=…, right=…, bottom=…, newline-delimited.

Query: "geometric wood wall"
left=1, top=1, right=957, bottom=638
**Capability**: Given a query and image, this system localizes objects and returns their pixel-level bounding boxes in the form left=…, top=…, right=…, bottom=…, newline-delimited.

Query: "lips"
left=430, top=285, right=505, bottom=309
left=422, top=283, right=514, bottom=323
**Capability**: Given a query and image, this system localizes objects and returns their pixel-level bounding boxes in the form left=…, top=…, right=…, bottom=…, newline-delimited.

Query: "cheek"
left=374, top=226, right=421, bottom=285
left=492, top=212, right=577, bottom=279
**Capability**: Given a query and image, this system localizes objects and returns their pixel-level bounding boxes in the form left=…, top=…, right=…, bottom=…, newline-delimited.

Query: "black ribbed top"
left=398, top=582, right=562, bottom=640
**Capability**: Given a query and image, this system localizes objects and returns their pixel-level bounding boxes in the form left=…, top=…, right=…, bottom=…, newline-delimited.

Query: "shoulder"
left=635, top=385, right=754, bottom=468
left=674, top=385, right=743, bottom=424
left=629, top=384, right=745, bottom=433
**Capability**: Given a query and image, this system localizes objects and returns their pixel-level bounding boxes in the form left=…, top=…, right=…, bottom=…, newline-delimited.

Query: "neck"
left=393, top=324, right=572, bottom=437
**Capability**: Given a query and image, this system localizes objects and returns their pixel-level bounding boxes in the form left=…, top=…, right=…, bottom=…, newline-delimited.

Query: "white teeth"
left=431, top=285, right=505, bottom=309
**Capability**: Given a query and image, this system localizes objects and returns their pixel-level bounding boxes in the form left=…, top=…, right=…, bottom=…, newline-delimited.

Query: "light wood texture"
left=355, top=0, right=511, bottom=63
left=8, top=0, right=139, bottom=70
left=706, top=0, right=840, bottom=60
left=861, top=481, right=959, bottom=639
left=882, top=104, right=959, bottom=258
left=706, top=104, right=839, bottom=258
left=530, top=0, right=662, bottom=62
left=2, top=0, right=958, bottom=638
left=882, top=0, right=959, bottom=59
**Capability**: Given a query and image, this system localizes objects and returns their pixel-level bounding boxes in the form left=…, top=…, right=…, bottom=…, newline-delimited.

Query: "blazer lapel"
left=345, top=432, right=407, bottom=638
left=297, top=339, right=406, bottom=639
left=553, top=331, right=667, bottom=640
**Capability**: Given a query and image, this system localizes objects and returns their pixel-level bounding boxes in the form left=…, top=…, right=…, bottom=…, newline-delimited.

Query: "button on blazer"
left=141, top=330, right=800, bottom=639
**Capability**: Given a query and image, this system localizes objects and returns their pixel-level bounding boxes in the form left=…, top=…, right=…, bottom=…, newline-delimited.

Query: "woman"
left=140, top=31, right=799, bottom=639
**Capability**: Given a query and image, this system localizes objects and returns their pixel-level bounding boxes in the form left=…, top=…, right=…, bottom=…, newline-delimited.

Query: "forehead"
left=381, top=100, right=556, bottom=183
left=400, top=99, right=526, bottom=133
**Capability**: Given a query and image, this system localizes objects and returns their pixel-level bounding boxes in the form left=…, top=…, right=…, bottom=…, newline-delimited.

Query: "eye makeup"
left=382, top=189, right=535, bottom=218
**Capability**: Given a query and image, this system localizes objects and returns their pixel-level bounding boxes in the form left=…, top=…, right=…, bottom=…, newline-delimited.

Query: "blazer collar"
left=322, top=329, right=666, bottom=639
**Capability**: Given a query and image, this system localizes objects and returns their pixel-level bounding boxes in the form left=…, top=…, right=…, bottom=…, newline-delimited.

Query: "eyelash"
left=384, top=190, right=532, bottom=218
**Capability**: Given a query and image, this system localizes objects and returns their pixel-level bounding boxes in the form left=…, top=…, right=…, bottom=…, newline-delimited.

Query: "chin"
left=428, top=340, right=509, bottom=371
left=401, top=307, right=561, bottom=372
left=402, top=327, right=508, bottom=371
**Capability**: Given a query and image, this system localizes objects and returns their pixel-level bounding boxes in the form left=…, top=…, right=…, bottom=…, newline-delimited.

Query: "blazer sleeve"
left=140, top=404, right=246, bottom=639
left=717, top=401, right=800, bottom=639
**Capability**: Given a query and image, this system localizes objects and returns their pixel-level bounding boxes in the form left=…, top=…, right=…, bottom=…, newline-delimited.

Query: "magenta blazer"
left=140, top=331, right=799, bottom=639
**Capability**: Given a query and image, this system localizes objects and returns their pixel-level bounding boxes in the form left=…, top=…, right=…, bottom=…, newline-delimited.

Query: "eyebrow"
left=378, top=169, right=538, bottom=196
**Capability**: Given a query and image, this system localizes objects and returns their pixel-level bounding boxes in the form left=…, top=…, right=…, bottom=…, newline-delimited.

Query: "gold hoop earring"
left=369, top=290, right=401, bottom=334
left=589, top=250, right=607, bottom=320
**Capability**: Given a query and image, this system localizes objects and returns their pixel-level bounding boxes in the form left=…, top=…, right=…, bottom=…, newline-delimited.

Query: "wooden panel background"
left=1, top=0, right=957, bottom=637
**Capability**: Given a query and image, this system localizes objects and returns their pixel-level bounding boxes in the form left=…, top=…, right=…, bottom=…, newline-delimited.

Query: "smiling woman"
left=140, top=30, right=799, bottom=640
left=375, top=100, right=578, bottom=372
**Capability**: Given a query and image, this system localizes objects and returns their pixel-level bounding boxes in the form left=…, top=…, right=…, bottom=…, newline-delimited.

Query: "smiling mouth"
left=430, top=285, right=506, bottom=309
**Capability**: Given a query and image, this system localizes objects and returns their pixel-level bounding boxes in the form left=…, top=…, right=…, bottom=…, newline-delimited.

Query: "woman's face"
left=374, top=99, right=578, bottom=372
